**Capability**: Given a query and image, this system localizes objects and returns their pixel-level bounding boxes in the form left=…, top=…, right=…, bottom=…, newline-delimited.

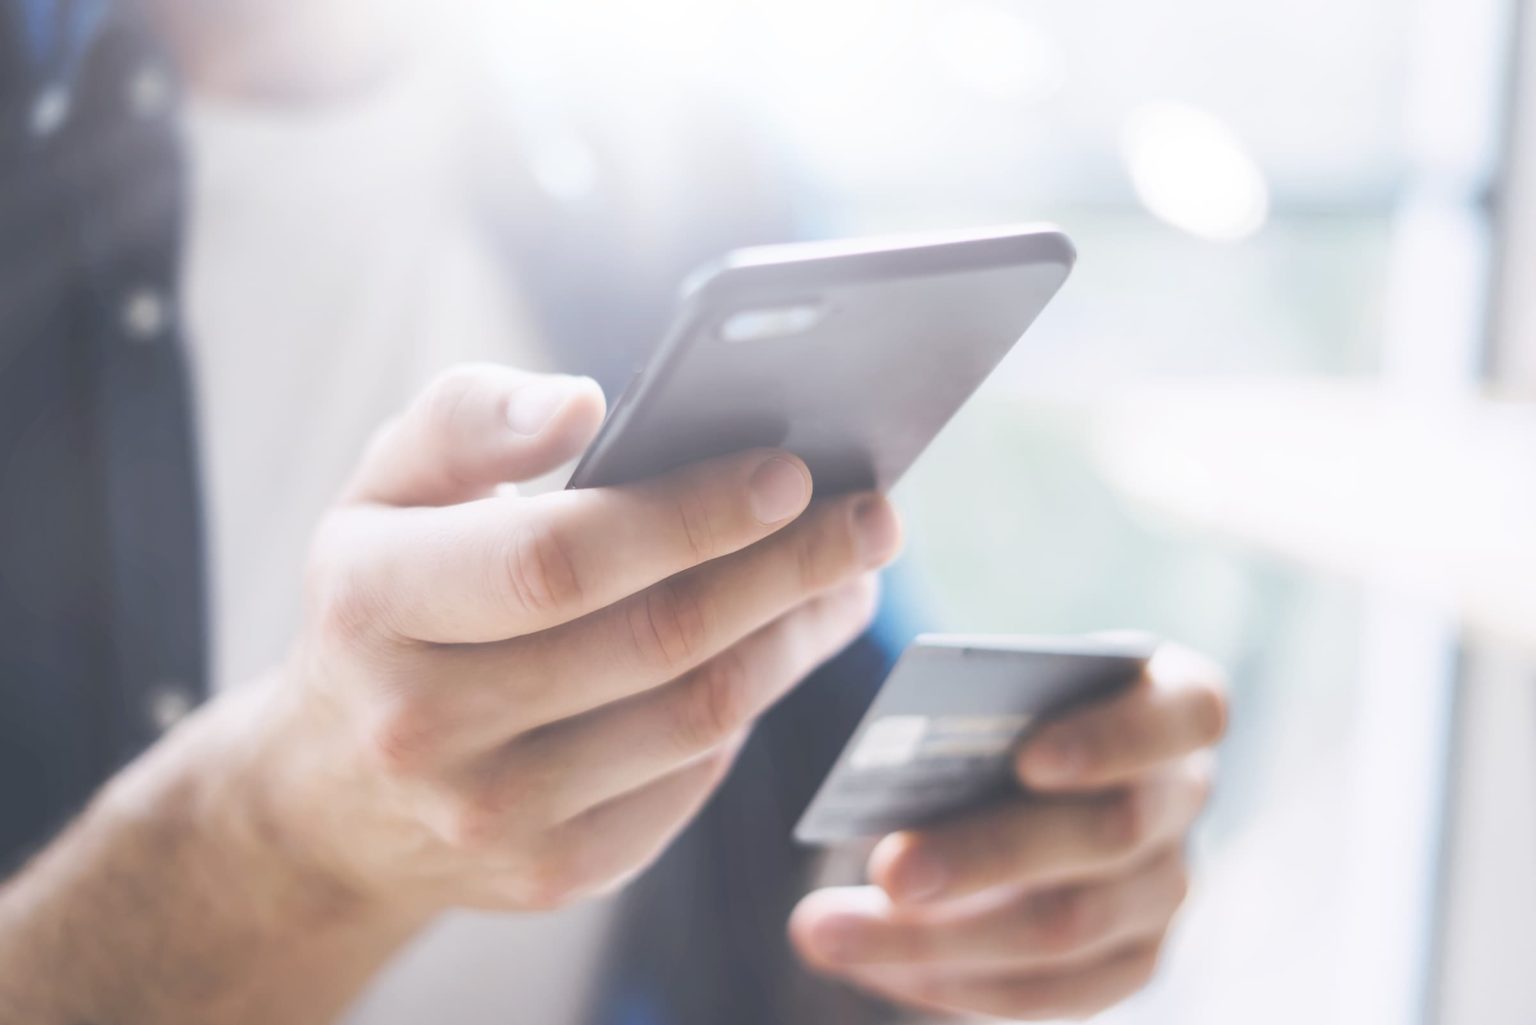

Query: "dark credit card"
left=794, top=634, right=1154, bottom=845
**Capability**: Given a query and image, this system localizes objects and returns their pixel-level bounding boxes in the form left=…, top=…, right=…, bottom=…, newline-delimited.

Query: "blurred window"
left=719, top=1, right=1505, bottom=1020
left=448, top=1, right=1516, bottom=1019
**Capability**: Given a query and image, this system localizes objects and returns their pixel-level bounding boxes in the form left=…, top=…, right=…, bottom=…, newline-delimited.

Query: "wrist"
left=0, top=681, right=431, bottom=1024
left=101, top=679, right=432, bottom=934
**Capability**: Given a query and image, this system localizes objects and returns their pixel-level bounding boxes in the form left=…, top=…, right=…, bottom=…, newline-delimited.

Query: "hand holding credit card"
left=788, top=637, right=1225, bottom=1019
left=795, top=634, right=1156, bottom=845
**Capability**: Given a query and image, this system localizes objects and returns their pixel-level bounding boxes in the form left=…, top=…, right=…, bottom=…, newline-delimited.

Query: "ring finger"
left=384, top=493, right=899, bottom=766
left=481, top=574, right=880, bottom=823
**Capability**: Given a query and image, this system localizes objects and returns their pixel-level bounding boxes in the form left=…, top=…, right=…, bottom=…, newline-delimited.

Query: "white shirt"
left=180, top=60, right=616, bottom=1025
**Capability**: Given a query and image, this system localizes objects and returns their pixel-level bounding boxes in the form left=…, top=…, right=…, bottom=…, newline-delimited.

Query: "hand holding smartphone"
left=566, top=224, right=1089, bottom=845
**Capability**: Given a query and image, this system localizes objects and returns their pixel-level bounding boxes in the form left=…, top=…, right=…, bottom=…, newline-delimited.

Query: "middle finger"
left=379, top=492, right=900, bottom=767
left=484, top=573, right=880, bottom=823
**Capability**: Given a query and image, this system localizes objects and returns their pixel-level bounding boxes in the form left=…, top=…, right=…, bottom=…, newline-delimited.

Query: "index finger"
left=1016, top=645, right=1229, bottom=792
left=325, top=448, right=813, bottom=644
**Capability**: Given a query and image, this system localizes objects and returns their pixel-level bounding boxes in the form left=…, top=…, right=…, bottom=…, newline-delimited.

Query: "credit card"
left=793, top=634, right=1154, bottom=845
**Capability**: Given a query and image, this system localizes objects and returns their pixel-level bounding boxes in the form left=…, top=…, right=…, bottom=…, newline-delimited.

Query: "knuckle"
left=1101, top=788, right=1148, bottom=857
left=504, top=520, right=584, bottom=620
left=320, top=570, right=390, bottom=648
left=674, top=651, right=755, bottom=753
left=444, top=788, right=515, bottom=855
left=673, top=486, right=720, bottom=563
left=365, top=696, right=443, bottom=776
left=794, top=520, right=841, bottom=593
left=308, top=516, right=376, bottom=641
left=422, top=366, right=483, bottom=439
left=1032, top=888, right=1092, bottom=956
left=628, top=580, right=710, bottom=671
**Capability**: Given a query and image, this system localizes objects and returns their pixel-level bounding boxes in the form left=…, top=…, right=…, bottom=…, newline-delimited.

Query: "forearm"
left=0, top=685, right=428, bottom=1025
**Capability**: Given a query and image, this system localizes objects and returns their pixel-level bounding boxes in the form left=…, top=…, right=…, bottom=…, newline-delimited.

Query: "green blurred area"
left=893, top=391, right=1367, bottom=850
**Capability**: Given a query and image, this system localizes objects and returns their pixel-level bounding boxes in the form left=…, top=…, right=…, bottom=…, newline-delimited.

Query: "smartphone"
left=794, top=634, right=1153, bottom=846
left=567, top=225, right=1075, bottom=493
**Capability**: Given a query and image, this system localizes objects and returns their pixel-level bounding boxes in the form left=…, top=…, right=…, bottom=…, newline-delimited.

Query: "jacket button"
left=121, top=287, right=169, bottom=341
left=128, top=63, right=173, bottom=119
left=147, top=682, right=195, bottom=733
left=29, top=84, right=70, bottom=138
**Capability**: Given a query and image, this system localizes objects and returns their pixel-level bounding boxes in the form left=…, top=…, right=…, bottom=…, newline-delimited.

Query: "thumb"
left=343, top=363, right=606, bottom=507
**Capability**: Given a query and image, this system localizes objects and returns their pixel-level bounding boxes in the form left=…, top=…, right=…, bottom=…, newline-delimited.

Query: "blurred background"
left=178, top=0, right=1536, bottom=1021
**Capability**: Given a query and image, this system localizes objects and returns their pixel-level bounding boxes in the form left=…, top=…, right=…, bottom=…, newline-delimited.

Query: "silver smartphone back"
left=567, top=224, right=1075, bottom=494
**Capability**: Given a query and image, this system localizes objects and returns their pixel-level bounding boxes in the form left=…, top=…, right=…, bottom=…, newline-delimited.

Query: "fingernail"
left=851, top=496, right=900, bottom=567
left=507, top=376, right=589, bottom=436
left=748, top=456, right=811, bottom=524
left=1024, top=734, right=1088, bottom=785
left=888, top=848, right=947, bottom=903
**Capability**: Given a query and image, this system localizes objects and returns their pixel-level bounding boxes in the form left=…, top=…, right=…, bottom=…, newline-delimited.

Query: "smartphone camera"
left=718, top=302, right=826, bottom=344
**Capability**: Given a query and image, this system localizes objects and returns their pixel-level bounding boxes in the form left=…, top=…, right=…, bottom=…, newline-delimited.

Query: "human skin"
left=0, top=1, right=1229, bottom=1017
left=0, top=364, right=1225, bottom=1023
left=0, top=365, right=898, bottom=1023
left=791, top=644, right=1226, bottom=1020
